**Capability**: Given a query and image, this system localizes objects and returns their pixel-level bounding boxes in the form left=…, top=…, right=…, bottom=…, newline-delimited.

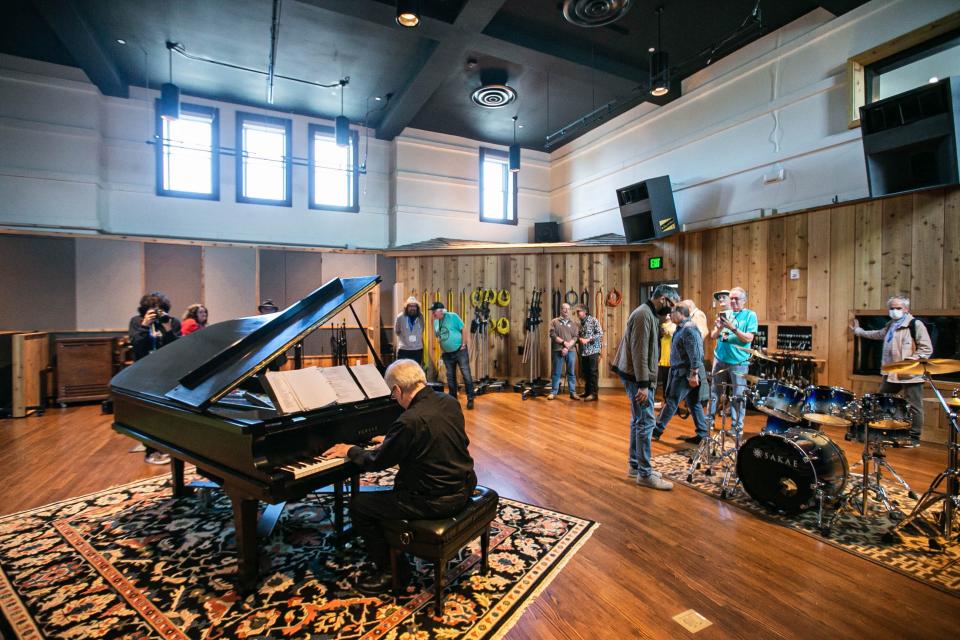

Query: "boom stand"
left=887, top=378, right=960, bottom=550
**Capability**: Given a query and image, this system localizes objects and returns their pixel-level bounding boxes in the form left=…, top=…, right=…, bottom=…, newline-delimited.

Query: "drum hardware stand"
left=886, top=375, right=960, bottom=550
left=826, top=439, right=912, bottom=534
left=689, top=378, right=743, bottom=498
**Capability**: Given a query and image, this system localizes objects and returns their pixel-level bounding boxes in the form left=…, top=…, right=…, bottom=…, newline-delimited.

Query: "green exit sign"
left=648, top=256, right=663, bottom=270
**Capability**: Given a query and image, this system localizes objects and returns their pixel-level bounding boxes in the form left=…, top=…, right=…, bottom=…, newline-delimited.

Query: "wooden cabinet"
left=55, top=337, right=114, bottom=405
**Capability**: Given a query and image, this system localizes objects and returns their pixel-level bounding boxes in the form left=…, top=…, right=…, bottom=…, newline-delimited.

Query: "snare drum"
left=756, top=381, right=804, bottom=423
left=801, top=386, right=856, bottom=427
left=861, top=393, right=913, bottom=430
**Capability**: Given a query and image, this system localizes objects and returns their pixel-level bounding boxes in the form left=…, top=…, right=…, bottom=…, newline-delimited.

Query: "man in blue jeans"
left=430, top=302, right=475, bottom=410
left=708, top=286, right=758, bottom=431
left=547, top=303, right=579, bottom=400
left=611, top=285, right=680, bottom=490
left=653, top=303, right=709, bottom=444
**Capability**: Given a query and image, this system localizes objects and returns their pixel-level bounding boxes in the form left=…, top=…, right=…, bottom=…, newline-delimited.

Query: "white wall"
left=391, top=128, right=553, bottom=246
left=549, top=0, right=960, bottom=240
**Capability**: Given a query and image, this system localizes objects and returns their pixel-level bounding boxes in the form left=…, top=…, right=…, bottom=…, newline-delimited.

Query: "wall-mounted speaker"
left=616, top=175, right=678, bottom=244
left=534, top=221, right=560, bottom=243
left=860, top=76, right=960, bottom=197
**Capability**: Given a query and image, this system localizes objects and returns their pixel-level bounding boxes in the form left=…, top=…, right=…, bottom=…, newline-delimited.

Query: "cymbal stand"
left=887, top=380, right=960, bottom=550
left=685, top=380, right=731, bottom=486
left=827, top=436, right=913, bottom=534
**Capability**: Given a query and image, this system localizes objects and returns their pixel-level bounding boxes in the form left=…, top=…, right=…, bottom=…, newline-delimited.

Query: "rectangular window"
left=308, top=124, right=358, bottom=212
left=479, top=148, right=517, bottom=225
left=155, top=102, right=219, bottom=199
left=236, top=112, right=292, bottom=206
left=865, top=28, right=960, bottom=103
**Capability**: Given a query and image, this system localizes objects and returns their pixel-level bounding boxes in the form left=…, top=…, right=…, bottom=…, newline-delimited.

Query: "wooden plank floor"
left=1, top=394, right=958, bottom=639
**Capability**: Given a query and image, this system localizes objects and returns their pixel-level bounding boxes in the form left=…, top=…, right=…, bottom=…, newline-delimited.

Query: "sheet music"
left=321, top=366, right=366, bottom=404
left=263, top=368, right=337, bottom=414
left=350, top=364, right=392, bottom=399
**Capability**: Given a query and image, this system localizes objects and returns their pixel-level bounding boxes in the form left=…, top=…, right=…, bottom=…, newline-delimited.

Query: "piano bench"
left=383, top=486, right=499, bottom=616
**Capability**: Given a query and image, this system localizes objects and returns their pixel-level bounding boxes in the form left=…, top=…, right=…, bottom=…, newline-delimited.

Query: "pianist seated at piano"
left=323, top=358, right=477, bottom=594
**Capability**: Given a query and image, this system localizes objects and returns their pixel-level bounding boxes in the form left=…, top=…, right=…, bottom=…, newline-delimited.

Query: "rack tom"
left=756, top=381, right=804, bottom=423
left=861, top=393, right=913, bottom=430
left=801, top=385, right=856, bottom=427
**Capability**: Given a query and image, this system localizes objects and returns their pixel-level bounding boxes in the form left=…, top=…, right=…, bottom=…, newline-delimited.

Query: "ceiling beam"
left=375, top=0, right=509, bottom=141
left=32, top=0, right=128, bottom=98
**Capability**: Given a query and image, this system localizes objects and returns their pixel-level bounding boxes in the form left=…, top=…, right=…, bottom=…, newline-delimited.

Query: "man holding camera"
left=129, top=292, right=182, bottom=464
left=708, top=287, right=757, bottom=432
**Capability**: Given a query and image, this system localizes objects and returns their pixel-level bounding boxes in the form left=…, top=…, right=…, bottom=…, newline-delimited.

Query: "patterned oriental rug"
left=654, top=450, right=960, bottom=598
left=0, top=471, right=597, bottom=639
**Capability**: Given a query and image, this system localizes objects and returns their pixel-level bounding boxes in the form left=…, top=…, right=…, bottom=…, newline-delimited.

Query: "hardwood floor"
left=1, top=394, right=957, bottom=639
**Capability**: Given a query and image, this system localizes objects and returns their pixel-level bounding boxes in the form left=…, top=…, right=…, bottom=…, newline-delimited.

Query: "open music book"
left=261, top=364, right=391, bottom=415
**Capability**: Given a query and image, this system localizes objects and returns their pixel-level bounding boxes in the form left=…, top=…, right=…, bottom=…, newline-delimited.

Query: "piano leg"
left=227, top=491, right=259, bottom=593
left=171, top=457, right=186, bottom=498
left=334, top=481, right=345, bottom=544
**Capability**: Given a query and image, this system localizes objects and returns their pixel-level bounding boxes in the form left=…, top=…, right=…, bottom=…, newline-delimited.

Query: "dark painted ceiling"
left=3, top=0, right=871, bottom=150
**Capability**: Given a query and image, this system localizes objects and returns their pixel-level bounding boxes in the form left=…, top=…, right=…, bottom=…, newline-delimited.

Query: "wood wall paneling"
left=943, top=189, right=960, bottom=309
left=910, top=191, right=944, bottom=310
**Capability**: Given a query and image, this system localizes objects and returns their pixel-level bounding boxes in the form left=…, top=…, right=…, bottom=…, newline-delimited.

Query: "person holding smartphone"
left=708, top=287, right=757, bottom=431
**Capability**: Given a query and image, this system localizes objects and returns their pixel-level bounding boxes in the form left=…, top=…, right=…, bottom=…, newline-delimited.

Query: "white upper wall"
left=549, top=0, right=959, bottom=240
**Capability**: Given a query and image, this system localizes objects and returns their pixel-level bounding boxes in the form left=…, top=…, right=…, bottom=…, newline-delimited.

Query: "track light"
left=509, top=116, right=520, bottom=173
left=335, top=78, right=349, bottom=146
left=160, top=42, right=180, bottom=120
left=396, top=0, right=420, bottom=28
left=649, top=7, right=670, bottom=97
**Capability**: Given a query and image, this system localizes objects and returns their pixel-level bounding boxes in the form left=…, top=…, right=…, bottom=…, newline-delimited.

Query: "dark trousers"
left=442, top=347, right=475, bottom=400
left=878, top=379, right=925, bottom=437
left=351, top=490, right=468, bottom=571
left=657, top=365, right=670, bottom=397
left=397, top=348, right=423, bottom=364
left=580, top=353, right=599, bottom=396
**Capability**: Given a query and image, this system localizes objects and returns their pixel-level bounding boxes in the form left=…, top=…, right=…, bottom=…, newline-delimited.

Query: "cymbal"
left=732, top=344, right=776, bottom=362
left=946, top=396, right=960, bottom=408
left=880, top=358, right=960, bottom=376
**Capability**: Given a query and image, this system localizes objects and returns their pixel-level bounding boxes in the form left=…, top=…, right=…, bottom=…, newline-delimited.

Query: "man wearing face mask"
left=394, top=296, right=425, bottom=365
left=708, top=286, right=758, bottom=432
left=612, top=284, right=680, bottom=490
left=851, top=295, right=932, bottom=445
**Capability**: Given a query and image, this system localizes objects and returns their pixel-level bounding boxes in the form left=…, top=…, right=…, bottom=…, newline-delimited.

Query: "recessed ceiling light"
left=116, top=39, right=126, bottom=45
left=518, top=124, right=523, bottom=128
left=648, top=47, right=655, bottom=52
left=375, top=96, right=382, bottom=101
left=929, top=76, right=939, bottom=83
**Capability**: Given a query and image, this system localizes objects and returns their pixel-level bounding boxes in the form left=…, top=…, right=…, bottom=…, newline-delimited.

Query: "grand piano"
left=110, top=276, right=401, bottom=591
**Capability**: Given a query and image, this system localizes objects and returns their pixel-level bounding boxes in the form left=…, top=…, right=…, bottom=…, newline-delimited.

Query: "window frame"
left=307, top=123, right=359, bottom=213
left=154, top=101, right=220, bottom=200
left=478, top=147, right=518, bottom=226
left=235, top=111, right=293, bottom=207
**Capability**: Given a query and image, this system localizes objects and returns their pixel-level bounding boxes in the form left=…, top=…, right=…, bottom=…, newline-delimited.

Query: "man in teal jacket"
left=430, top=302, right=475, bottom=410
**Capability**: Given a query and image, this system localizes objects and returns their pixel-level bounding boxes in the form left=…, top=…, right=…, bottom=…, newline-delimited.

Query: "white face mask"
left=889, top=308, right=904, bottom=320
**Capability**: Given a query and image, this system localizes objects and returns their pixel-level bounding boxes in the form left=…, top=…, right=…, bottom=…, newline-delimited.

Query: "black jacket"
left=347, top=387, right=477, bottom=503
left=128, top=315, right=181, bottom=361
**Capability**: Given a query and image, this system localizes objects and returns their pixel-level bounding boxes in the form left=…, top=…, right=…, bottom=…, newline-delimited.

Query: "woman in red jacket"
left=180, top=303, right=208, bottom=335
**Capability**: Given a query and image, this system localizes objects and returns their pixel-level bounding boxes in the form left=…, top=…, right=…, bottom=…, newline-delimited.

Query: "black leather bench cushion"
left=382, top=486, right=499, bottom=548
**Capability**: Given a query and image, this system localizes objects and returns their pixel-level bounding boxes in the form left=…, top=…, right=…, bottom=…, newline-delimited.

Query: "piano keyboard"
left=279, top=455, right=345, bottom=479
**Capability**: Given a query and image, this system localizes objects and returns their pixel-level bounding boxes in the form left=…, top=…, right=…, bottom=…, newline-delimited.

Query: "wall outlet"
left=789, top=268, right=801, bottom=280
left=763, top=168, right=786, bottom=184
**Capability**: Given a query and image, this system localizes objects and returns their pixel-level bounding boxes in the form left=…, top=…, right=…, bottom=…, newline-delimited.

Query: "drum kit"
left=687, top=346, right=960, bottom=546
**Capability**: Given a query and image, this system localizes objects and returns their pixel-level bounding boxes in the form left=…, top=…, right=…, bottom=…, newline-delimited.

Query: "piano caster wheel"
left=720, top=489, right=728, bottom=500
left=908, top=490, right=918, bottom=500
left=704, top=469, right=713, bottom=477
left=686, top=474, right=693, bottom=482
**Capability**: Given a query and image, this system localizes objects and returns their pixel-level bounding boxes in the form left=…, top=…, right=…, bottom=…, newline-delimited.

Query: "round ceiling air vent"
left=561, top=0, right=634, bottom=28
left=470, top=84, right=517, bottom=108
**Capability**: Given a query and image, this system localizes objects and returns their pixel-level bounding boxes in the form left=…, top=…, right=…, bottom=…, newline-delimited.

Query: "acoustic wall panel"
left=0, top=236, right=75, bottom=331
left=75, top=238, right=143, bottom=330
left=144, top=243, right=202, bottom=317
left=202, top=246, right=257, bottom=323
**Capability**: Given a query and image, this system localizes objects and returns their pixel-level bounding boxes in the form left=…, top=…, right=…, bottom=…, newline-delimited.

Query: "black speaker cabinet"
left=860, top=76, right=960, bottom=197
left=616, top=175, right=679, bottom=244
left=534, top=221, right=560, bottom=243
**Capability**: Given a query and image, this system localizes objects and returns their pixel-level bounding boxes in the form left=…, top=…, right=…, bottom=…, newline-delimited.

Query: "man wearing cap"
left=430, top=302, right=475, bottom=410
left=395, top=296, right=425, bottom=365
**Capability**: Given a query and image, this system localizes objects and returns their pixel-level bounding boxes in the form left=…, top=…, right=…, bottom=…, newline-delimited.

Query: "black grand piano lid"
left=110, top=275, right=381, bottom=411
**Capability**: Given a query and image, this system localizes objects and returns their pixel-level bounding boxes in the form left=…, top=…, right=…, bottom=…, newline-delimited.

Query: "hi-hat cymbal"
left=880, top=358, right=960, bottom=376
left=732, top=344, right=776, bottom=362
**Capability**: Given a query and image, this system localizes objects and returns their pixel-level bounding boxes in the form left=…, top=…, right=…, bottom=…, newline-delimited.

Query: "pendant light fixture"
left=335, top=78, right=349, bottom=146
left=649, top=7, right=670, bottom=97
left=396, top=0, right=420, bottom=28
left=160, top=41, right=180, bottom=120
left=509, top=115, right=520, bottom=173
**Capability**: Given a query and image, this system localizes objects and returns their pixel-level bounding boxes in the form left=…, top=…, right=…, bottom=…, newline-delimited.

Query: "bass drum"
left=737, top=429, right=848, bottom=514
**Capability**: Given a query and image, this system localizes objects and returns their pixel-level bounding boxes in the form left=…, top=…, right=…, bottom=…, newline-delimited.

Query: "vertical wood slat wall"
left=394, top=186, right=960, bottom=391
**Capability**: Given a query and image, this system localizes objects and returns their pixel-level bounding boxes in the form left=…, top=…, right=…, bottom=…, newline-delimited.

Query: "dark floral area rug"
left=0, top=471, right=597, bottom=639
left=655, top=449, right=960, bottom=598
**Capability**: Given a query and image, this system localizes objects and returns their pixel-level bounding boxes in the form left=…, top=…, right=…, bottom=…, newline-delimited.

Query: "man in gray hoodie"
left=612, top=284, right=680, bottom=490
